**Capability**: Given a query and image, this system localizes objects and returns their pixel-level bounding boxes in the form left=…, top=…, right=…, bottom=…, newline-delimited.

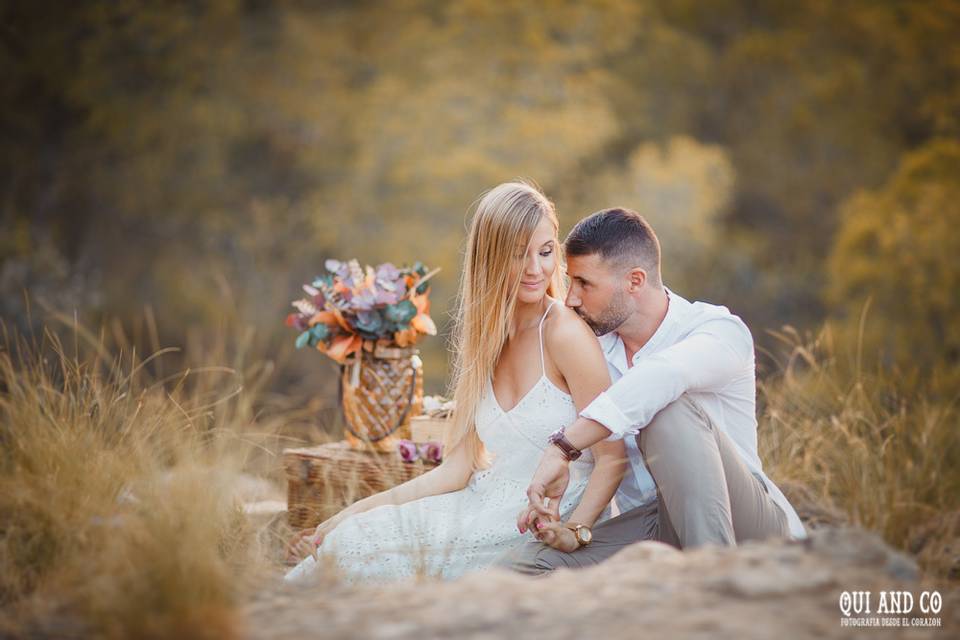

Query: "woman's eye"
left=539, top=248, right=553, bottom=257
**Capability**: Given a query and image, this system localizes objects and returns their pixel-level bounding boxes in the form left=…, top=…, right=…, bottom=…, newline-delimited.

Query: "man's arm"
left=580, top=316, right=753, bottom=441
left=523, top=315, right=753, bottom=525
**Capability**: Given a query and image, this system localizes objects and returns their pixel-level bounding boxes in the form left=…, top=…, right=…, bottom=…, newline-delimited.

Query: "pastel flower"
left=355, top=310, right=384, bottom=334
left=350, top=288, right=376, bottom=311
left=374, top=287, right=400, bottom=305
left=385, top=300, right=417, bottom=325
left=422, top=441, right=443, bottom=464
left=398, top=439, right=419, bottom=463
left=376, top=262, right=400, bottom=286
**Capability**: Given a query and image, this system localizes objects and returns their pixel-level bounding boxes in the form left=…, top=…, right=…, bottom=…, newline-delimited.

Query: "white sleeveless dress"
left=284, top=300, right=598, bottom=584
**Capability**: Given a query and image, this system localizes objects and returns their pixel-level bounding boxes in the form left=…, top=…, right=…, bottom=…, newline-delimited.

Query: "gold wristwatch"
left=564, top=522, right=593, bottom=547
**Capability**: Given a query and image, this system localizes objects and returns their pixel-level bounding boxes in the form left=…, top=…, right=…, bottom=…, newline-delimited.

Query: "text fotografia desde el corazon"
left=839, top=590, right=943, bottom=628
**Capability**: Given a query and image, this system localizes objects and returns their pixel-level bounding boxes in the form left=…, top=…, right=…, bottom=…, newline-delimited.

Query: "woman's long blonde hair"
left=446, top=180, right=566, bottom=469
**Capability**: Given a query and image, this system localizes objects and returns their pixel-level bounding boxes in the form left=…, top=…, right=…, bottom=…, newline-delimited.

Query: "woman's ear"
left=628, top=267, right=647, bottom=291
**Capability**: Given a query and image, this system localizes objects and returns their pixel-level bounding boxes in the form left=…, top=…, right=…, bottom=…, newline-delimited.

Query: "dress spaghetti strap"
left=537, top=299, right=557, bottom=376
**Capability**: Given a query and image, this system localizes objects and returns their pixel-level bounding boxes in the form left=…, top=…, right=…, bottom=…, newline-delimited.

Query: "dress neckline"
left=489, top=299, right=559, bottom=414
left=486, top=374, right=572, bottom=416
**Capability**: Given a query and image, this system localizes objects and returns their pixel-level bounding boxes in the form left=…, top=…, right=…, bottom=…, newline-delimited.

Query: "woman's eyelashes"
left=516, top=246, right=553, bottom=261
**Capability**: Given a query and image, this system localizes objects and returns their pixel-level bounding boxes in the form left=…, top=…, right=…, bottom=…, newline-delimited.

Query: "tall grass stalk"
left=759, top=325, right=960, bottom=580
left=0, top=317, right=291, bottom=638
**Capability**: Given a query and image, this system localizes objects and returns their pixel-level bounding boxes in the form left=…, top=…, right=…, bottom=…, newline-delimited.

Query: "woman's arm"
left=333, top=439, right=473, bottom=521
left=562, top=439, right=626, bottom=526
left=289, top=436, right=475, bottom=559
left=544, top=308, right=628, bottom=529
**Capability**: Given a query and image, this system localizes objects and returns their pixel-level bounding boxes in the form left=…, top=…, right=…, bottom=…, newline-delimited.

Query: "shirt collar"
left=632, top=287, right=677, bottom=362
left=598, top=287, right=678, bottom=370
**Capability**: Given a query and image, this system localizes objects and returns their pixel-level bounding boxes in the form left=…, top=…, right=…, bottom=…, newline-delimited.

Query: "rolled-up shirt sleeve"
left=580, top=316, right=754, bottom=439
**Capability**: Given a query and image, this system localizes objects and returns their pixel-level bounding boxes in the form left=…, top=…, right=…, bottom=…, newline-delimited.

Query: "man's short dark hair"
left=564, top=208, right=662, bottom=285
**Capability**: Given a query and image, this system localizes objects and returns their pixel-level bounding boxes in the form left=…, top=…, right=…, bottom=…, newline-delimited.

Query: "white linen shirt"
left=582, top=288, right=806, bottom=539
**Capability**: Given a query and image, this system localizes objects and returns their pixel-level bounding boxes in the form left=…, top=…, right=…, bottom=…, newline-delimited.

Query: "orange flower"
left=311, top=308, right=353, bottom=333
left=408, top=293, right=436, bottom=336
left=331, top=308, right=354, bottom=332
left=412, top=313, right=437, bottom=335
left=411, top=292, right=431, bottom=314
left=322, top=334, right=362, bottom=363
left=393, top=326, right=419, bottom=347
left=309, top=311, right=338, bottom=326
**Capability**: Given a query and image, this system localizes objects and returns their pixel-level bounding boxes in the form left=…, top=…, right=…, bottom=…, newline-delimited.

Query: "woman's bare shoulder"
left=542, top=302, right=599, bottom=351
left=542, top=301, right=609, bottom=390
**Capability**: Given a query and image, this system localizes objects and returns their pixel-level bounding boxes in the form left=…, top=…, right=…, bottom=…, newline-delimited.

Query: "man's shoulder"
left=670, top=291, right=753, bottom=340
left=688, top=299, right=738, bottom=323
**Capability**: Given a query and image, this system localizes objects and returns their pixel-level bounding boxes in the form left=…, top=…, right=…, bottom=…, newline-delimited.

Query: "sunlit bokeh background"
left=5, top=0, right=958, bottom=394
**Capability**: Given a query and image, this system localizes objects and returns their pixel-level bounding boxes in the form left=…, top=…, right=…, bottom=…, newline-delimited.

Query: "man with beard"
left=499, top=208, right=805, bottom=575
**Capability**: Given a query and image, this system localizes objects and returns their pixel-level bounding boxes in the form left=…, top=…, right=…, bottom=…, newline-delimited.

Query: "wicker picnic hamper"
left=410, top=414, right=452, bottom=443
left=284, top=441, right=436, bottom=529
left=340, top=345, right=424, bottom=451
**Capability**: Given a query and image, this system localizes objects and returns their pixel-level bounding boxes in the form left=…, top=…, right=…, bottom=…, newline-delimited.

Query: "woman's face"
left=511, top=215, right=558, bottom=305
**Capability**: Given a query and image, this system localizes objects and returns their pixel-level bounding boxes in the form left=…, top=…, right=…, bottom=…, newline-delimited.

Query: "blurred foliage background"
left=2, top=0, right=959, bottom=396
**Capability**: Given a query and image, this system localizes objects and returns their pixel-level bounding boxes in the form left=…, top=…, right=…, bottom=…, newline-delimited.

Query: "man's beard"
left=576, top=291, right=631, bottom=336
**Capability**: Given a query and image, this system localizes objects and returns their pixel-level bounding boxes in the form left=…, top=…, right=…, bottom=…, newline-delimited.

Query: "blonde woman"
left=285, top=181, right=626, bottom=583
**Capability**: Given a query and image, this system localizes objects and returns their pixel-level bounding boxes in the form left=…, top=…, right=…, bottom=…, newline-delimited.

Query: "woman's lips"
left=521, top=280, right=543, bottom=289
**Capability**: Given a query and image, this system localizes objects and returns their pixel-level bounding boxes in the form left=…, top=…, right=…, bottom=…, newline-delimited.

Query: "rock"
left=804, top=527, right=920, bottom=579
left=241, top=527, right=955, bottom=639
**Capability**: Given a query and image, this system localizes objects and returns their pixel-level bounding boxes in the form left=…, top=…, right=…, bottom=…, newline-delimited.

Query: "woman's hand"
left=533, top=519, right=580, bottom=553
left=285, top=528, right=316, bottom=564
left=285, top=516, right=343, bottom=564
left=311, top=515, right=343, bottom=545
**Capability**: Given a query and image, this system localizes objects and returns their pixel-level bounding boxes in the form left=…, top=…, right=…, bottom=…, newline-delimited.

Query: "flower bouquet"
left=286, top=259, right=438, bottom=361
left=287, top=259, right=439, bottom=451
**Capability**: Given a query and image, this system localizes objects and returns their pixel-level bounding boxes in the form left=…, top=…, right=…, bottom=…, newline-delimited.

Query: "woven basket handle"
left=338, top=357, right=419, bottom=443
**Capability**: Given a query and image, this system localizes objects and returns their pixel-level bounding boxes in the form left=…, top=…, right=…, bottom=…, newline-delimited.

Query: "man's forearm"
left=563, top=416, right=613, bottom=452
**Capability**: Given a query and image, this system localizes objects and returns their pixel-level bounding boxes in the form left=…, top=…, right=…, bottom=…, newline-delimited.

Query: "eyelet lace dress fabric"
left=284, top=301, right=597, bottom=584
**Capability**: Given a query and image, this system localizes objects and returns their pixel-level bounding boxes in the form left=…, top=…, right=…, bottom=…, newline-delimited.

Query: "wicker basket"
left=284, top=441, right=436, bottom=530
left=340, top=346, right=424, bottom=452
left=410, top=414, right=453, bottom=443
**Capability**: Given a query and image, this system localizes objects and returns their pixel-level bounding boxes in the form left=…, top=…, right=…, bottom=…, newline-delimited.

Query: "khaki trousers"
left=497, top=394, right=789, bottom=575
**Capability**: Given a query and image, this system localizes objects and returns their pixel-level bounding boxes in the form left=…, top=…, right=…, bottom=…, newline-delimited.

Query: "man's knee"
left=494, top=542, right=563, bottom=577
left=638, top=394, right=710, bottom=454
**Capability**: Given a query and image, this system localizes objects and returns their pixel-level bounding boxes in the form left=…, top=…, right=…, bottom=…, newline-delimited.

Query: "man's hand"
left=534, top=520, right=581, bottom=553
left=518, top=445, right=570, bottom=533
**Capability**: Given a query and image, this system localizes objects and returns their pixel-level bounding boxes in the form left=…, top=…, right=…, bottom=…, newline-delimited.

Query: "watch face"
left=579, top=527, right=592, bottom=544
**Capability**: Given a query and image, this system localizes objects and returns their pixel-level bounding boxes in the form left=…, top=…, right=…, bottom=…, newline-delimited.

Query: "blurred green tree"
left=558, top=135, right=736, bottom=299
left=828, top=139, right=960, bottom=371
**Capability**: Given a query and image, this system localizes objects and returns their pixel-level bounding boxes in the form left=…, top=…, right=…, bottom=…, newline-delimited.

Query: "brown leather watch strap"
left=548, top=428, right=582, bottom=461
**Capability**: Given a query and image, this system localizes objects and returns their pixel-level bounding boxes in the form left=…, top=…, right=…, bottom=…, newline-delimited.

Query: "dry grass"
left=0, top=316, right=301, bottom=639
left=1, top=314, right=957, bottom=637
left=759, top=325, right=960, bottom=581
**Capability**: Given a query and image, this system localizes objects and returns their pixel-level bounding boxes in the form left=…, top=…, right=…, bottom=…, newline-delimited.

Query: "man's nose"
left=565, top=289, right=580, bottom=308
